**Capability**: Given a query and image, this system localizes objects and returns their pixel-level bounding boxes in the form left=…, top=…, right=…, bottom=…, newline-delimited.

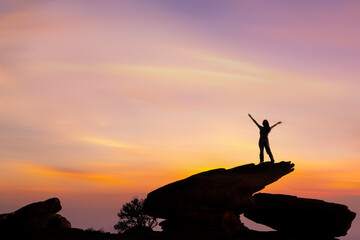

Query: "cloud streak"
left=77, top=137, right=139, bottom=149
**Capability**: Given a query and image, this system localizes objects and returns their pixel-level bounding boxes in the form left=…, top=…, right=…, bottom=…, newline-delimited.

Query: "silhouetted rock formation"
left=144, top=161, right=356, bottom=239
left=145, top=162, right=294, bottom=217
left=0, top=198, right=71, bottom=234
left=244, top=193, right=356, bottom=238
left=145, top=161, right=294, bottom=237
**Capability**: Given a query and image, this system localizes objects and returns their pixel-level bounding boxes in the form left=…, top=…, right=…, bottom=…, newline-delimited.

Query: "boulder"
left=0, top=198, right=71, bottom=233
left=145, top=161, right=294, bottom=219
left=244, top=193, right=356, bottom=238
left=144, top=162, right=294, bottom=236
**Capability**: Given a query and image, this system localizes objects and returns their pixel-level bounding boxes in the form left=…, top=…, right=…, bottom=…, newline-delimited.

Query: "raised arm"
left=248, top=114, right=261, bottom=128
left=271, top=121, right=282, bottom=129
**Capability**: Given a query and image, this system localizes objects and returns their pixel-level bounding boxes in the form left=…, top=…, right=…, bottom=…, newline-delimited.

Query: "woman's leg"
left=265, top=143, right=275, bottom=163
left=259, top=142, right=264, bottom=163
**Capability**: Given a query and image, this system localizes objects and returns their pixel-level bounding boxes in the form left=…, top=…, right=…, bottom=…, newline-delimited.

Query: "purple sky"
left=0, top=0, right=359, bottom=238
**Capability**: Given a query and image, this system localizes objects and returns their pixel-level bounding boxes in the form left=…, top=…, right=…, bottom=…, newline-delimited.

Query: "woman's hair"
left=263, top=120, right=271, bottom=132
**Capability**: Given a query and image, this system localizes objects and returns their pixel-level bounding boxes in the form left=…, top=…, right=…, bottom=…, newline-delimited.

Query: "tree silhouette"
left=114, top=197, right=157, bottom=233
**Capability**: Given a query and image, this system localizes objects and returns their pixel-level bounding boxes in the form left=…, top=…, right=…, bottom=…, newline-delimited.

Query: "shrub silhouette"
left=114, top=197, right=157, bottom=233
left=85, top=227, right=105, bottom=233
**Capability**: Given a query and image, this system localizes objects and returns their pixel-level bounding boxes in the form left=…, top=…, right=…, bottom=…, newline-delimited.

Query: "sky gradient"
left=0, top=0, right=359, bottom=238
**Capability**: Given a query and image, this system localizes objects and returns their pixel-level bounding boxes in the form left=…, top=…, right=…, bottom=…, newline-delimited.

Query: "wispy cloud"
left=20, top=61, right=274, bottom=85
left=33, top=165, right=123, bottom=184
left=1, top=160, right=126, bottom=187
left=77, top=137, right=139, bottom=149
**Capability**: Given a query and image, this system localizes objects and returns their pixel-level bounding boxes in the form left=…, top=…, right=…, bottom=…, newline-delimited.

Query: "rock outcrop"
left=0, top=198, right=71, bottom=234
left=244, top=193, right=356, bottom=238
left=145, top=161, right=294, bottom=218
left=145, top=162, right=294, bottom=236
left=144, top=161, right=356, bottom=239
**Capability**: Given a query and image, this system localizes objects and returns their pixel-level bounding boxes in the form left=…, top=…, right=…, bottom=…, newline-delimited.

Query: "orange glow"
left=31, top=166, right=122, bottom=184
left=263, top=160, right=360, bottom=198
left=0, top=160, right=128, bottom=193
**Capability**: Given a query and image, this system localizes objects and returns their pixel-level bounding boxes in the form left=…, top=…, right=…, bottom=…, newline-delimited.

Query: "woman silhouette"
left=248, top=114, right=282, bottom=163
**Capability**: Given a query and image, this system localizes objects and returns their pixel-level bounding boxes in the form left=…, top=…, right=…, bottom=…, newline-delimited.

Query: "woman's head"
left=263, top=120, right=270, bottom=128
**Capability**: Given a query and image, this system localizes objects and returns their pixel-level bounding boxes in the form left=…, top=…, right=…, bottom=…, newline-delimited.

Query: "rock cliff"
left=144, top=161, right=356, bottom=239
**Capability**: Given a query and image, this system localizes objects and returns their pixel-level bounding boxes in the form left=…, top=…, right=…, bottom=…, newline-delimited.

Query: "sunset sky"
left=0, top=0, right=359, bottom=238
